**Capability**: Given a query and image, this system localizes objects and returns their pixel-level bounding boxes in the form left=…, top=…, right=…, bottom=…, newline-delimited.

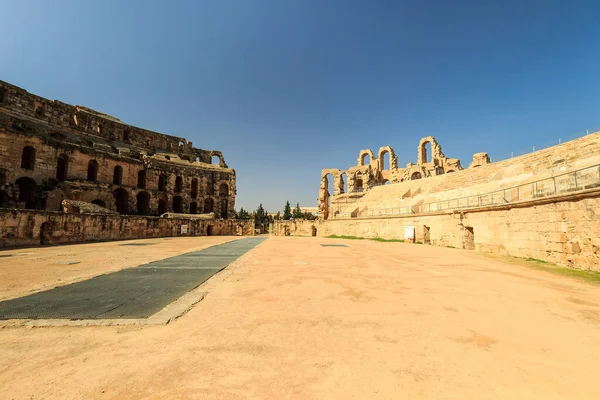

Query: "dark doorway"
left=56, top=153, right=68, bottom=181
left=16, top=177, right=37, bottom=209
left=191, top=178, right=198, bottom=199
left=175, top=176, right=183, bottom=193
left=0, top=190, right=9, bottom=208
left=114, top=188, right=129, bottom=214
left=158, top=175, right=167, bottom=191
left=190, top=202, right=198, bottom=214
left=312, top=226, right=317, bottom=237
left=220, top=199, right=228, bottom=219
left=40, top=222, right=52, bottom=245
left=87, top=160, right=99, bottom=182
left=207, top=225, right=214, bottom=236
left=91, top=199, right=106, bottom=208
left=137, top=191, right=150, bottom=215
left=203, top=197, right=214, bottom=213
left=411, top=172, right=422, bottom=180
left=158, top=199, right=167, bottom=214
left=113, top=165, right=123, bottom=185
left=21, top=146, right=36, bottom=170
left=137, top=170, right=146, bottom=189
left=172, top=196, right=184, bottom=213
left=463, top=226, right=475, bottom=250
left=423, top=226, right=431, bottom=244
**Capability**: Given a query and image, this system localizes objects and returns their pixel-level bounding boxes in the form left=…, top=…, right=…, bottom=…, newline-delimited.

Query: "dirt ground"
left=1, top=236, right=600, bottom=399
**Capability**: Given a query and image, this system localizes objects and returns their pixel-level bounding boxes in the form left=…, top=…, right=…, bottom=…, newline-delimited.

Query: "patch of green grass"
left=446, top=246, right=456, bottom=249
left=414, top=241, right=423, bottom=244
left=326, top=235, right=405, bottom=243
left=518, top=257, right=600, bottom=284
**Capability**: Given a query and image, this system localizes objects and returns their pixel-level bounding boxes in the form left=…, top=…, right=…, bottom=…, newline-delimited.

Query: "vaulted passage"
left=56, top=154, right=68, bottom=181
left=113, top=166, right=123, bottom=185
left=16, top=177, right=37, bottom=209
left=114, top=188, right=129, bottom=214
left=158, top=199, right=167, bottom=215
left=172, top=196, right=184, bottom=213
left=190, top=202, right=198, bottom=214
left=204, top=197, right=214, bottom=213
left=137, top=191, right=150, bottom=215
left=21, top=146, right=36, bottom=170
left=87, top=160, right=99, bottom=182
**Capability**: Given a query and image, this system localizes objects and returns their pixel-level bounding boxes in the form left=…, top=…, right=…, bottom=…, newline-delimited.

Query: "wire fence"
left=331, top=163, right=600, bottom=219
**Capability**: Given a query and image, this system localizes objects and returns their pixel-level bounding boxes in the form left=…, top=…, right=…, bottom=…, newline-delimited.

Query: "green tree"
left=283, top=201, right=292, bottom=220
left=293, top=202, right=303, bottom=219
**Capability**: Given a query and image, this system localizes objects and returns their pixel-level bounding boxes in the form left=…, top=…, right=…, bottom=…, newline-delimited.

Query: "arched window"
left=219, top=183, right=229, bottom=196
left=158, top=175, right=167, bottom=191
left=113, top=166, right=123, bottom=185
left=203, top=197, right=214, bottom=213
left=436, top=167, right=444, bottom=175
left=137, top=170, right=146, bottom=189
left=175, top=176, right=183, bottom=193
left=113, top=188, right=129, bottom=214
left=172, top=196, right=184, bottom=213
left=136, top=191, right=150, bottom=215
left=360, top=153, right=370, bottom=166
left=158, top=199, right=167, bottom=214
left=87, top=160, right=99, bottom=182
left=191, top=178, right=198, bottom=199
left=220, top=198, right=228, bottom=219
left=123, top=129, right=131, bottom=141
left=411, top=172, right=422, bottom=180
left=21, top=146, right=36, bottom=170
left=190, top=202, right=198, bottom=214
left=16, top=177, right=37, bottom=209
left=56, top=154, right=68, bottom=181
left=211, top=155, right=220, bottom=165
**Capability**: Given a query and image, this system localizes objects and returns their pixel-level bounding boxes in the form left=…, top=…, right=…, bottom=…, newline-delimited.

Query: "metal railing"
left=330, top=163, right=600, bottom=219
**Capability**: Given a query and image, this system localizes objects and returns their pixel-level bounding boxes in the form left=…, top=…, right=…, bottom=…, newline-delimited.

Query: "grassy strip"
left=326, top=235, right=405, bottom=243
left=518, top=257, right=600, bottom=284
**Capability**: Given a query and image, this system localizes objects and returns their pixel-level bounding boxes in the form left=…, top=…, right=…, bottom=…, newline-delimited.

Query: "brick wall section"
left=275, top=191, right=600, bottom=271
left=0, top=209, right=255, bottom=248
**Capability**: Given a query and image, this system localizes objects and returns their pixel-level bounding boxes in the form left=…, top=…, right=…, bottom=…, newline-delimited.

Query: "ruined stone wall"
left=275, top=191, right=600, bottom=271
left=0, top=209, right=254, bottom=248
left=0, top=80, right=236, bottom=219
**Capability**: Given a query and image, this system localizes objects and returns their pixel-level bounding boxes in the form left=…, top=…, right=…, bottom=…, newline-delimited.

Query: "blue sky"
left=2, top=0, right=600, bottom=212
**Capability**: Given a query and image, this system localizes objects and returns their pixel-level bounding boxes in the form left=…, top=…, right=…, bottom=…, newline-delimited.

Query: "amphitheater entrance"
left=423, top=226, right=431, bottom=244
left=463, top=226, right=475, bottom=250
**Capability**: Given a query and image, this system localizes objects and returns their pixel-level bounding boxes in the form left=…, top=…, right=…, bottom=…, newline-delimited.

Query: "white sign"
left=404, top=226, right=415, bottom=241
left=181, top=225, right=188, bottom=234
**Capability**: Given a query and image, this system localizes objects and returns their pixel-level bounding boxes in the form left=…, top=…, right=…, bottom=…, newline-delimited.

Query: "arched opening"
left=203, top=197, right=214, bottom=213
left=383, top=179, right=390, bottom=185
left=87, top=160, right=99, bottom=182
left=181, top=155, right=191, bottom=162
left=195, top=156, right=201, bottom=163
left=0, top=190, right=10, bottom=208
left=360, top=153, right=370, bottom=166
left=206, top=179, right=214, bottom=195
left=113, top=165, right=123, bottom=185
left=113, top=188, right=129, bottom=214
left=137, top=170, right=146, bottom=189
left=311, top=226, right=317, bottom=237
left=207, top=225, right=214, bottom=236
left=220, top=199, right=228, bottom=219
left=380, top=150, right=390, bottom=170
left=422, top=142, right=432, bottom=164
left=136, top=191, right=150, bottom=215
left=175, top=176, right=183, bottom=193
left=40, top=222, right=52, bottom=245
left=211, top=155, right=220, bottom=165
left=21, top=146, right=36, bottom=170
left=191, top=178, right=198, bottom=199
left=219, top=183, right=229, bottom=196
left=158, top=175, right=167, bottom=191
left=436, top=167, right=445, bottom=175
left=158, top=199, right=167, bottom=214
left=446, top=170, right=455, bottom=173
left=354, top=173, right=363, bottom=192
left=56, top=153, right=68, bottom=182
left=165, top=155, right=171, bottom=161
left=190, top=202, right=198, bottom=214
left=91, top=199, right=106, bottom=208
left=411, top=172, right=422, bottom=180
left=172, top=196, right=184, bottom=213
left=123, top=129, right=130, bottom=141
left=15, top=177, right=37, bottom=209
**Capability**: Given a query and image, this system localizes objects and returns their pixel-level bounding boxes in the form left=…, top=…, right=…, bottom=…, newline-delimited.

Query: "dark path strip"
left=0, top=237, right=266, bottom=320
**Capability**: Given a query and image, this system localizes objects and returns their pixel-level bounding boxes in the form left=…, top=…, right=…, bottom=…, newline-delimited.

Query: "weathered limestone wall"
left=275, top=191, right=600, bottom=271
left=0, top=209, right=254, bottom=248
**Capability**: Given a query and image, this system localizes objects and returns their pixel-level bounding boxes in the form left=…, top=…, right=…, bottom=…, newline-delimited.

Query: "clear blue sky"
left=2, top=0, right=599, bottom=212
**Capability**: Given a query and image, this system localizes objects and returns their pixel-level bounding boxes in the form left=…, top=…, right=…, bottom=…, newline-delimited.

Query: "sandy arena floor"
left=1, top=236, right=600, bottom=399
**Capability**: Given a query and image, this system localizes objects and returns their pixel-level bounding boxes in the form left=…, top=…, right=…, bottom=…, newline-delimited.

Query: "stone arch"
left=56, top=153, right=69, bottom=182
left=136, top=191, right=150, bottom=215
left=158, top=175, right=167, bottom=191
left=211, top=155, right=221, bottom=165
left=137, top=170, right=146, bottom=189
left=378, top=146, right=397, bottom=170
left=417, top=136, right=444, bottom=165
left=91, top=199, right=106, bottom=208
left=383, top=179, right=390, bottom=185
left=87, top=160, right=99, bottom=182
left=0, top=190, right=9, bottom=208
left=175, top=176, right=183, bottom=193
left=219, top=183, right=229, bottom=196
left=180, top=155, right=191, bottom=162
left=172, top=195, right=184, bottom=213
left=220, top=198, right=228, bottom=219
left=357, top=149, right=375, bottom=166
left=158, top=198, right=167, bottom=214
left=21, top=146, right=36, bottom=170
left=190, top=201, right=198, bottom=214
left=337, top=172, right=347, bottom=195
left=204, top=197, right=214, bottom=213
left=15, top=177, right=37, bottom=209
left=354, top=172, right=364, bottom=192
left=113, top=188, right=129, bottom=214
left=113, top=165, right=123, bottom=185
left=411, top=171, right=422, bottom=180
left=191, top=178, right=198, bottom=199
